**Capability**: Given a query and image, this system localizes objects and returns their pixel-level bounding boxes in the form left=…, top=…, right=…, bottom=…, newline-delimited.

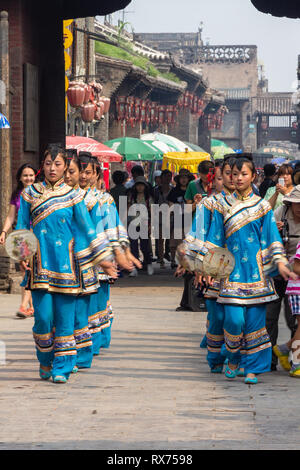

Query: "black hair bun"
left=235, top=152, right=253, bottom=161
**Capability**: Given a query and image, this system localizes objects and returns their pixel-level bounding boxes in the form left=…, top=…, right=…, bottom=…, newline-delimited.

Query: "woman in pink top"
left=0, top=164, right=36, bottom=317
left=274, top=238, right=300, bottom=378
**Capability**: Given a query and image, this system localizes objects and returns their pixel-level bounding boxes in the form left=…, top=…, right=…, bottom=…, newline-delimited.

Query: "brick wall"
left=200, top=61, right=258, bottom=98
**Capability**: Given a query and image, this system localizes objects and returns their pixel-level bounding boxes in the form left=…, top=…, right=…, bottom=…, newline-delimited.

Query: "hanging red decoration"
left=116, top=96, right=126, bottom=121
left=81, top=102, right=96, bottom=122
left=166, top=105, right=175, bottom=124
left=95, top=101, right=105, bottom=120
left=158, top=105, right=166, bottom=124
left=99, top=96, right=111, bottom=114
left=134, top=98, right=141, bottom=122
left=140, top=99, right=146, bottom=122
left=67, top=82, right=85, bottom=108
left=191, top=95, right=199, bottom=114
left=83, top=84, right=92, bottom=105
left=183, top=91, right=191, bottom=109
left=150, top=102, right=158, bottom=124
left=125, top=96, right=135, bottom=126
left=177, top=94, right=184, bottom=108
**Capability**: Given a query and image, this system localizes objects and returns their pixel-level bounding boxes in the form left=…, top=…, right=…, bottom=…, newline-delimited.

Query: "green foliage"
left=95, top=41, right=182, bottom=84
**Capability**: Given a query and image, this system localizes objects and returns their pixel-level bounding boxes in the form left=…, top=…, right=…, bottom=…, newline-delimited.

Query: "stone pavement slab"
left=0, top=268, right=299, bottom=450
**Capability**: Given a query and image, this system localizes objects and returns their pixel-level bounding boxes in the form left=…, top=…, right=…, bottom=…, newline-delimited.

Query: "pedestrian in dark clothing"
left=110, top=170, right=128, bottom=217
left=259, top=163, right=276, bottom=198
left=167, top=168, right=194, bottom=269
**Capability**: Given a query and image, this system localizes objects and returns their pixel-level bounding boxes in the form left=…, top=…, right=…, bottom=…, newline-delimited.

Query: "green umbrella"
left=184, top=141, right=209, bottom=153
left=141, top=132, right=193, bottom=152
left=211, top=138, right=229, bottom=149
left=213, top=146, right=235, bottom=159
left=253, top=146, right=292, bottom=159
left=104, top=137, right=163, bottom=161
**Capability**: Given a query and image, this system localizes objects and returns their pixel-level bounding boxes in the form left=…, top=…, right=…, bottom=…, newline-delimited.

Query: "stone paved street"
left=0, top=268, right=299, bottom=450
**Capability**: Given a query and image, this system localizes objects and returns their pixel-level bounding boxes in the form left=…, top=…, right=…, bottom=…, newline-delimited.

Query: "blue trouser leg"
left=101, top=284, right=112, bottom=349
left=88, top=291, right=102, bottom=356
left=206, top=299, right=225, bottom=368
left=243, top=304, right=272, bottom=375
left=223, top=304, right=272, bottom=373
left=97, top=283, right=110, bottom=351
left=32, top=290, right=54, bottom=368
left=200, top=300, right=210, bottom=349
left=74, top=295, right=93, bottom=369
left=52, top=293, right=77, bottom=380
left=223, top=304, right=245, bottom=365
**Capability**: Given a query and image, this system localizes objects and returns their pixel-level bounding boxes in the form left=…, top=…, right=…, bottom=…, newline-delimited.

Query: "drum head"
left=203, top=247, right=235, bottom=279
left=5, top=229, right=38, bottom=261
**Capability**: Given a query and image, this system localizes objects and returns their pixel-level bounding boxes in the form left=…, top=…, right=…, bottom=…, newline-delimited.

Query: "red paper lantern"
left=158, top=105, right=166, bottom=124
left=81, top=103, right=96, bottom=122
left=145, top=100, right=151, bottom=125
left=140, top=99, right=146, bottom=122
left=116, top=96, right=126, bottom=121
left=150, top=102, right=158, bottom=124
left=100, top=96, right=111, bottom=114
left=83, top=84, right=92, bottom=105
left=184, top=91, right=191, bottom=108
left=191, top=95, right=198, bottom=114
left=177, top=94, right=184, bottom=108
left=134, top=98, right=141, bottom=122
left=125, top=96, right=135, bottom=123
left=166, top=105, right=175, bottom=124
left=67, top=83, right=85, bottom=108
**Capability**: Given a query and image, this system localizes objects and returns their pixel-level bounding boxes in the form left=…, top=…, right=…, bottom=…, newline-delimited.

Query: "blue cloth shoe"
left=225, top=364, right=238, bottom=379
left=211, top=365, right=223, bottom=373
left=52, top=375, right=67, bottom=384
left=245, top=376, right=258, bottom=384
left=236, top=368, right=246, bottom=377
left=39, top=368, right=51, bottom=380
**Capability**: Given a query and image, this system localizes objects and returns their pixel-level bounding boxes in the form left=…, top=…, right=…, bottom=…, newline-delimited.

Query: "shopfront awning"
left=59, top=0, right=132, bottom=19
left=251, top=0, right=300, bottom=18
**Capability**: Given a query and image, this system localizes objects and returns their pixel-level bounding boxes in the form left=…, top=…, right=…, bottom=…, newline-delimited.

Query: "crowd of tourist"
left=1, top=150, right=300, bottom=385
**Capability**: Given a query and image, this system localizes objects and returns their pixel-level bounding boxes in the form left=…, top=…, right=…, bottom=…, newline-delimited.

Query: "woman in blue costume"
left=184, top=157, right=237, bottom=373
left=76, top=153, right=140, bottom=356
left=94, top=164, right=141, bottom=353
left=197, top=156, right=296, bottom=384
left=16, top=146, right=115, bottom=383
left=64, top=150, right=113, bottom=371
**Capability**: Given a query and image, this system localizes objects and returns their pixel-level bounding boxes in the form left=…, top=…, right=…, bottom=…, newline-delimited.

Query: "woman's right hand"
left=194, top=193, right=202, bottom=204
left=276, top=184, right=287, bottom=195
left=20, top=260, right=31, bottom=272
left=0, top=232, right=6, bottom=245
left=175, top=266, right=185, bottom=277
left=101, top=262, right=118, bottom=279
left=276, top=221, right=284, bottom=231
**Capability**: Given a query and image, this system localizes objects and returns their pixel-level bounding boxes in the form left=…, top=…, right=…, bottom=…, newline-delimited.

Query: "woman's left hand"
left=278, top=262, right=298, bottom=281
left=276, top=184, right=290, bottom=196
left=124, top=248, right=142, bottom=270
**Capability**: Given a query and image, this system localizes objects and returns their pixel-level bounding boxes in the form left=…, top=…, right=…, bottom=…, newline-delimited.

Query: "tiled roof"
left=253, top=93, right=294, bottom=115
left=219, top=88, right=250, bottom=101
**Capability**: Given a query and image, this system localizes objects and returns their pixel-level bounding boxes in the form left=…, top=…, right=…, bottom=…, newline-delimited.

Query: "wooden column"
left=0, top=10, right=11, bottom=230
